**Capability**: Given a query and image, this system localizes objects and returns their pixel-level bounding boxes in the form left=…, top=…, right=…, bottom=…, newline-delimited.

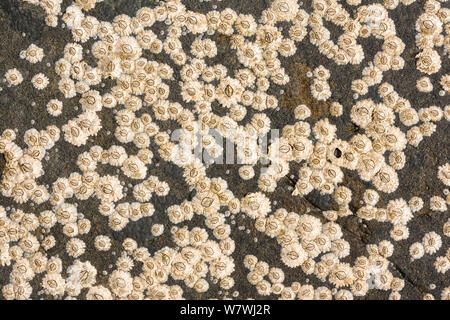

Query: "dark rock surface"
left=0, top=0, right=448, bottom=300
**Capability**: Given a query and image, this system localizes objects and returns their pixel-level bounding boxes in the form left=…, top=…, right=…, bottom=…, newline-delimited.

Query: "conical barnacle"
left=5, top=68, right=23, bottom=86
left=416, top=48, right=441, bottom=75
left=422, top=231, right=442, bottom=254
left=437, top=163, right=450, bottom=186
left=419, top=121, right=437, bottom=136
left=387, top=198, right=413, bottom=225
left=20, top=44, right=44, bottom=64
left=389, top=151, right=406, bottom=170
left=310, top=79, right=331, bottom=101
left=330, top=102, right=343, bottom=117
left=434, top=256, right=450, bottom=274
left=281, top=243, right=307, bottom=268
left=390, top=224, right=409, bottom=241
left=427, top=105, right=444, bottom=122
left=333, top=186, right=352, bottom=206
left=362, top=64, right=383, bottom=86
left=351, top=99, right=375, bottom=128
left=399, top=107, right=419, bottom=127
left=31, top=73, right=49, bottom=90
left=430, top=196, right=447, bottom=212
left=417, top=76, right=434, bottom=92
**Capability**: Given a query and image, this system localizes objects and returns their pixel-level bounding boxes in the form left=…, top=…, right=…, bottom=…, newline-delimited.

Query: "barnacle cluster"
left=0, top=0, right=448, bottom=300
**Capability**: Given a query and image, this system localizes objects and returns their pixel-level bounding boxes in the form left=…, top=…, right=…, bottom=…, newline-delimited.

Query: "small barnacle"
left=106, top=145, right=126, bottom=167
left=44, top=257, right=62, bottom=275
left=121, top=156, right=147, bottom=180
left=350, top=134, right=372, bottom=154
left=406, top=126, right=423, bottom=147
left=333, top=186, right=352, bottom=206
left=108, top=211, right=129, bottom=231
left=313, top=65, right=330, bottom=81
left=39, top=210, right=57, bottom=229
left=261, top=216, right=278, bottom=237
left=149, top=223, right=164, bottom=238
left=281, top=243, right=307, bottom=268
left=20, top=44, right=44, bottom=64
left=358, top=24, right=371, bottom=37
left=437, top=163, right=450, bottom=186
left=329, top=262, right=354, bottom=288
left=63, top=222, right=79, bottom=238
left=86, top=285, right=113, bottom=300
left=95, top=175, right=124, bottom=203
left=58, top=78, right=77, bottom=99
left=430, top=196, right=447, bottom=212
left=41, top=235, right=56, bottom=251
left=289, top=24, right=307, bottom=42
left=362, top=64, right=383, bottom=86
left=135, top=7, right=155, bottom=27
left=310, top=79, right=331, bottom=101
left=41, top=273, right=65, bottom=296
left=408, top=196, right=424, bottom=213
left=419, top=121, right=436, bottom=137
left=31, top=186, right=50, bottom=204
left=416, top=48, right=441, bottom=75
left=116, top=254, right=134, bottom=272
left=109, top=270, right=133, bottom=298
left=296, top=214, right=322, bottom=240
left=434, top=256, right=450, bottom=274
left=78, top=218, right=91, bottom=234
left=5, top=68, right=23, bottom=86
left=428, top=105, right=443, bottom=122
left=388, top=151, right=406, bottom=170
left=64, top=43, right=83, bottom=64
left=116, top=36, right=143, bottom=61
left=45, top=14, right=58, bottom=27
left=31, top=73, right=49, bottom=90
left=422, top=231, right=442, bottom=254
left=383, top=36, right=405, bottom=56
left=331, top=239, right=350, bottom=259
left=377, top=82, right=393, bottom=97
left=314, top=286, right=332, bottom=300
left=80, top=90, right=102, bottom=112
left=441, top=287, right=450, bottom=300
left=94, top=235, right=111, bottom=251
left=112, top=14, right=132, bottom=36
left=378, top=240, right=394, bottom=258
left=294, top=104, right=311, bottom=120
left=374, top=51, right=391, bottom=72
left=440, top=74, right=450, bottom=93
left=74, top=0, right=98, bottom=11
left=313, top=119, right=336, bottom=144
left=154, top=180, right=170, bottom=197
left=253, top=261, right=269, bottom=277
left=81, top=15, right=100, bottom=38
left=241, top=192, right=271, bottom=219
left=399, top=107, right=419, bottom=127
left=390, top=224, right=409, bottom=241
left=330, top=102, right=343, bottom=117
left=295, top=284, right=314, bottom=300
left=372, top=165, right=399, bottom=193
left=335, top=289, right=354, bottom=300
left=351, top=99, right=375, bottom=128
left=46, top=99, right=63, bottom=117
left=121, top=238, right=137, bottom=253
left=66, top=238, right=86, bottom=258
left=416, top=77, right=433, bottom=92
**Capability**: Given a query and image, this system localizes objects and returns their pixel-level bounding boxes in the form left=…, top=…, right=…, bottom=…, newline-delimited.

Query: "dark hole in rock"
left=334, top=148, right=342, bottom=158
